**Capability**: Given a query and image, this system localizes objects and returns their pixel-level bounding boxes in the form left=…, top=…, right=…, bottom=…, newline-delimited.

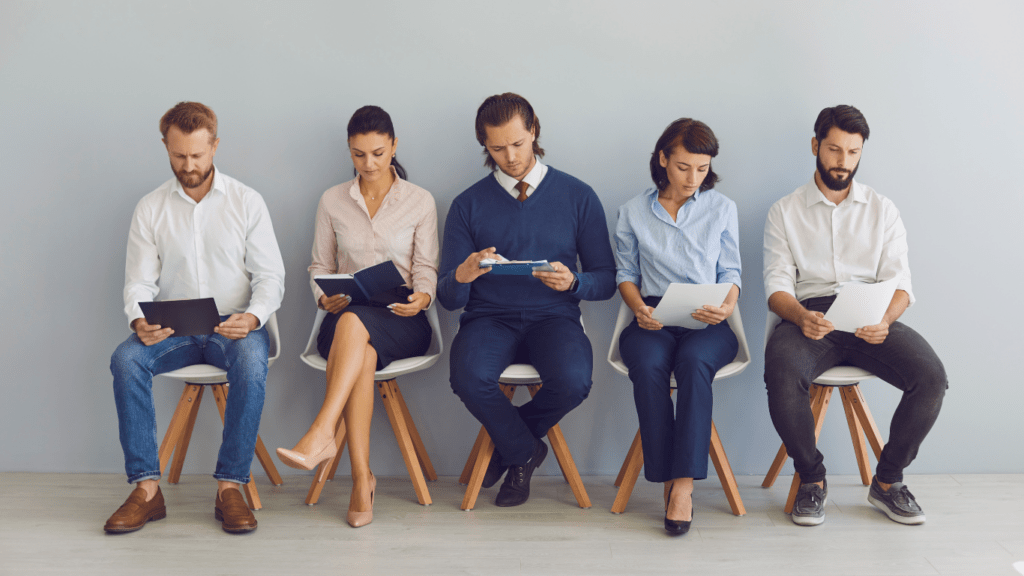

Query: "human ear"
left=811, top=137, right=819, bottom=156
left=659, top=150, right=668, bottom=168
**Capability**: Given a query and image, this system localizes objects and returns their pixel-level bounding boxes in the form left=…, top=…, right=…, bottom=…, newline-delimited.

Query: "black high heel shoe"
left=664, top=482, right=693, bottom=536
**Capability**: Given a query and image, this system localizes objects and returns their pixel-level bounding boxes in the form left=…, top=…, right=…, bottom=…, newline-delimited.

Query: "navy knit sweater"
left=437, top=167, right=616, bottom=317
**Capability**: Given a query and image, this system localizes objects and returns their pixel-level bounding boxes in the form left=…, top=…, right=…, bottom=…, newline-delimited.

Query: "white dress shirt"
left=763, top=177, right=914, bottom=305
left=123, top=167, right=286, bottom=327
left=494, top=157, right=548, bottom=198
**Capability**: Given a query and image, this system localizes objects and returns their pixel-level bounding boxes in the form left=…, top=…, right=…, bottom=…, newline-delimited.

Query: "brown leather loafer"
left=215, top=488, right=257, bottom=533
left=104, top=486, right=166, bottom=533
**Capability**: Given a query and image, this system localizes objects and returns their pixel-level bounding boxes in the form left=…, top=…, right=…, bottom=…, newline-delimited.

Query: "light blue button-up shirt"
left=614, top=187, right=741, bottom=297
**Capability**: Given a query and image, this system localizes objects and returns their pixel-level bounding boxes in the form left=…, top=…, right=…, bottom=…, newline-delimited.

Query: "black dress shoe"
left=664, top=510, right=692, bottom=535
left=664, top=482, right=692, bottom=535
left=495, top=438, right=547, bottom=507
left=482, top=449, right=506, bottom=489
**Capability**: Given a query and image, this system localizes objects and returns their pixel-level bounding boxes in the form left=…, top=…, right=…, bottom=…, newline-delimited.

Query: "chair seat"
left=162, top=364, right=229, bottom=383
left=814, top=365, right=875, bottom=385
left=497, top=364, right=541, bottom=384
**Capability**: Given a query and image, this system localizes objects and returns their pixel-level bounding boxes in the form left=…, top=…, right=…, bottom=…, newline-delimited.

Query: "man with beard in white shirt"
left=763, top=104, right=946, bottom=527
left=105, top=102, right=285, bottom=534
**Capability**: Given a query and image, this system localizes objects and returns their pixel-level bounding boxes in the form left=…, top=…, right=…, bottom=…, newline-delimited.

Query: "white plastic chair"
left=457, top=320, right=594, bottom=511
left=157, top=313, right=283, bottom=511
left=761, top=311, right=884, bottom=514
left=299, top=305, right=443, bottom=506
left=606, top=301, right=750, bottom=516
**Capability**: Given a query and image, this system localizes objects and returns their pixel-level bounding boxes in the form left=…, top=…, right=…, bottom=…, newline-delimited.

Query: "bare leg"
left=217, top=480, right=242, bottom=497
left=289, top=313, right=372, bottom=454
left=667, top=477, right=694, bottom=522
left=345, top=345, right=378, bottom=513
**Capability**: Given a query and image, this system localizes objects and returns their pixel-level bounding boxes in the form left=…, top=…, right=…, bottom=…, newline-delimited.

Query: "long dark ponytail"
left=347, top=105, right=407, bottom=180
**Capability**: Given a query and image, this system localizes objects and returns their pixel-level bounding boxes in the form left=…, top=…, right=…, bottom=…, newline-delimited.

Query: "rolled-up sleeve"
left=411, top=195, right=439, bottom=303
left=877, top=200, right=914, bottom=305
left=763, top=202, right=798, bottom=301
left=716, top=200, right=742, bottom=291
left=123, top=200, right=161, bottom=327
left=243, top=194, right=286, bottom=327
left=614, top=204, right=641, bottom=287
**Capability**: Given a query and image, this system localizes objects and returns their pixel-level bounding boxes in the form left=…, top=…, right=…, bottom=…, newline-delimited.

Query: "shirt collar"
left=803, top=176, right=867, bottom=207
left=171, top=165, right=224, bottom=203
left=494, top=157, right=546, bottom=194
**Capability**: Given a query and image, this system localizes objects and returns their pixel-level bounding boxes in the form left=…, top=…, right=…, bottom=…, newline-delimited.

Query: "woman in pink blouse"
left=277, top=106, right=438, bottom=527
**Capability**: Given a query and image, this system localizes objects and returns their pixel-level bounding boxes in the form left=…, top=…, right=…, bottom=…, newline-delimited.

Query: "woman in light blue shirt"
left=614, top=119, right=741, bottom=535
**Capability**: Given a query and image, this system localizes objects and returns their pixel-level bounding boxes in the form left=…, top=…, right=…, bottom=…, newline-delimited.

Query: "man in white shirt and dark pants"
left=763, top=105, right=946, bottom=527
left=105, top=102, right=285, bottom=534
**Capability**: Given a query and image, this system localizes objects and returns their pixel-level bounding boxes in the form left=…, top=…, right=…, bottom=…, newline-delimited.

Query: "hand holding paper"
left=823, top=278, right=899, bottom=333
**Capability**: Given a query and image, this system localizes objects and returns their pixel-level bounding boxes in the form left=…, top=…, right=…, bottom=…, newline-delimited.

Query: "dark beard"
left=174, top=164, right=214, bottom=190
left=816, top=154, right=858, bottom=191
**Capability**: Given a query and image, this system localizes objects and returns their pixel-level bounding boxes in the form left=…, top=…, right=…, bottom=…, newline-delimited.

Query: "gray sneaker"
left=868, top=478, right=925, bottom=525
left=791, top=479, right=827, bottom=526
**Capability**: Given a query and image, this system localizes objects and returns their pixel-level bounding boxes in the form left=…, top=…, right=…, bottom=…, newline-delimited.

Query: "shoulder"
left=452, top=174, right=498, bottom=207
left=619, top=188, right=654, bottom=215
left=544, top=167, right=595, bottom=196
left=133, top=178, right=176, bottom=216
left=701, top=188, right=737, bottom=211
left=396, top=178, right=436, bottom=206
left=856, top=181, right=899, bottom=213
left=218, top=172, right=267, bottom=207
left=768, top=184, right=809, bottom=218
left=319, top=179, right=355, bottom=205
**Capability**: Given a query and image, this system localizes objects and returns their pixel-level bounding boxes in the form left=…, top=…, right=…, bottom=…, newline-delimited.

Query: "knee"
left=449, top=360, right=491, bottom=403
left=334, top=312, right=368, bottom=342
left=911, top=358, right=948, bottom=400
left=110, top=337, right=147, bottom=383
left=229, top=333, right=269, bottom=384
left=543, top=365, right=592, bottom=405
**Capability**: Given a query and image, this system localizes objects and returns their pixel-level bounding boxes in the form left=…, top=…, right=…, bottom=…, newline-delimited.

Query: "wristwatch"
left=568, top=273, right=579, bottom=292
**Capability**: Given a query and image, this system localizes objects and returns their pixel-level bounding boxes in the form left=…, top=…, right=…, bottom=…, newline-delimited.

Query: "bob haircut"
left=814, top=104, right=870, bottom=143
left=159, top=101, right=217, bottom=142
left=347, top=105, right=407, bottom=180
left=474, top=92, right=545, bottom=170
left=649, top=118, right=719, bottom=192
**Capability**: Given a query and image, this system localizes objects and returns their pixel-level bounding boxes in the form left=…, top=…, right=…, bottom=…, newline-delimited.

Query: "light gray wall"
left=2, top=1, right=1021, bottom=483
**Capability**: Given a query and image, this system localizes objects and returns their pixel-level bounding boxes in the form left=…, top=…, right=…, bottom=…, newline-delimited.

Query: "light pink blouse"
left=308, top=168, right=439, bottom=305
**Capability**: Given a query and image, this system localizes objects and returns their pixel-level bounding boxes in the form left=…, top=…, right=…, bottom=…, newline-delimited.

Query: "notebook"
left=138, top=297, right=221, bottom=337
left=314, top=261, right=407, bottom=304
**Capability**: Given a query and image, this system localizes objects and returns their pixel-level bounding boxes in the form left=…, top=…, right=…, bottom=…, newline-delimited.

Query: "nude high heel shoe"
left=276, top=438, right=338, bottom=471
left=347, top=473, right=376, bottom=528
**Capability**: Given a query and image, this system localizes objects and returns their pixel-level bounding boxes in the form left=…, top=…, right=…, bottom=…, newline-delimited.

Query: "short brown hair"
left=474, top=92, right=545, bottom=170
left=159, top=101, right=218, bottom=141
left=650, top=118, right=720, bottom=192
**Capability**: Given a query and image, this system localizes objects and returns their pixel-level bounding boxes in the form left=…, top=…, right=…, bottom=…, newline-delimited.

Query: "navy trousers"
left=450, top=310, right=593, bottom=466
left=619, top=313, right=737, bottom=482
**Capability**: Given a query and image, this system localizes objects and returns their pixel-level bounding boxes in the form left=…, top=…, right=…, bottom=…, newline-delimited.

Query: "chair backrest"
left=764, top=309, right=873, bottom=385
left=161, top=312, right=281, bottom=384
left=607, top=300, right=751, bottom=383
left=300, top=305, right=445, bottom=380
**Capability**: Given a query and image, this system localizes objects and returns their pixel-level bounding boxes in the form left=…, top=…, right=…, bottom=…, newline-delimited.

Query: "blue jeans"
left=450, top=310, right=593, bottom=466
left=619, top=300, right=738, bottom=482
left=110, top=325, right=269, bottom=484
left=764, top=296, right=947, bottom=484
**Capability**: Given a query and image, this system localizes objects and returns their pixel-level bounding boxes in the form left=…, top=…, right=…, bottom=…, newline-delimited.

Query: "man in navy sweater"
left=438, top=93, right=616, bottom=507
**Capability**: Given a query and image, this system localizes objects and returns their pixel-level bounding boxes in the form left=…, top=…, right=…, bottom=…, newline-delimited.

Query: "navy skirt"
left=317, top=286, right=431, bottom=370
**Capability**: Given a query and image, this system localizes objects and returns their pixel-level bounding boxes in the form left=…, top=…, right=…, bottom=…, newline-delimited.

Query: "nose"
left=183, top=156, right=195, bottom=171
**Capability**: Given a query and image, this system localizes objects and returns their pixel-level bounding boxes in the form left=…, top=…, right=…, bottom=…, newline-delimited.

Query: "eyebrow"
left=351, top=146, right=387, bottom=154
left=676, top=162, right=710, bottom=168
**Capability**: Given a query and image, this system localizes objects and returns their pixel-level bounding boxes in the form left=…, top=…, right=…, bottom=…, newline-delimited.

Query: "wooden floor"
left=1, top=472, right=1023, bottom=576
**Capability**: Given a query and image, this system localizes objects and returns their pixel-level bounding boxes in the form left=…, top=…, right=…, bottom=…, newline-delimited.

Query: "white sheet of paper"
left=651, top=283, right=733, bottom=330
left=823, top=278, right=900, bottom=333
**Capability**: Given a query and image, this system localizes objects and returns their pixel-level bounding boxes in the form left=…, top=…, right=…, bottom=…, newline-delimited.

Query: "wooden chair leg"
left=459, top=427, right=489, bottom=485
left=763, top=384, right=830, bottom=488
left=610, top=429, right=644, bottom=514
left=846, top=384, right=884, bottom=459
left=709, top=420, right=745, bottom=516
left=784, top=385, right=833, bottom=514
left=390, top=380, right=438, bottom=481
left=378, top=379, right=432, bottom=506
left=523, top=384, right=590, bottom=508
left=168, top=385, right=205, bottom=484
left=545, top=423, right=591, bottom=508
left=159, top=384, right=203, bottom=475
left=305, top=417, right=347, bottom=505
left=253, top=435, right=283, bottom=486
left=210, top=385, right=261, bottom=510
left=461, top=429, right=496, bottom=511
left=615, top=429, right=643, bottom=488
left=840, top=386, right=872, bottom=485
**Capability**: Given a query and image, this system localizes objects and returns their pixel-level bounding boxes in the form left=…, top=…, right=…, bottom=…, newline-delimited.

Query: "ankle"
left=137, top=480, right=159, bottom=501
left=217, top=481, right=242, bottom=498
left=874, top=476, right=892, bottom=491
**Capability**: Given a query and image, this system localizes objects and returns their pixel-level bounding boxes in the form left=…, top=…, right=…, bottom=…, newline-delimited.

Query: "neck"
left=659, top=185, right=695, bottom=205
left=182, top=174, right=214, bottom=203
left=361, top=169, right=395, bottom=199
left=814, top=171, right=850, bottom=204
